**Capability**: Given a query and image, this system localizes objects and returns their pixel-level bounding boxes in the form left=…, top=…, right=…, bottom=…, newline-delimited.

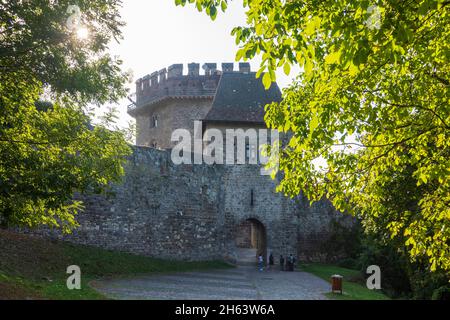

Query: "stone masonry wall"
left=39, top=147, right=225, bottom=260
left=135, top=98, right=213, bottom=149
left=30, top=146, right=352, bottom=262
left=296, top=194, right=355, bottom=262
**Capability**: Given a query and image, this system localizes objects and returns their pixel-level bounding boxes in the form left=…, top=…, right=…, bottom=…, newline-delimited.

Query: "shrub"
left=358, top=236, right=412, bottom=298
left=409, top=267, right=449, bottom=300
left=431, top=286, right=450, bottom=300
left=359, top=234, right=450, bottom=299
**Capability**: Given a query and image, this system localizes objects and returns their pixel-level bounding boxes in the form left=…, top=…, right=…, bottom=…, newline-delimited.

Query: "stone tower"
left=128, top=63, right=224, bottom=148
left=127, top=62, right=278, bottom=150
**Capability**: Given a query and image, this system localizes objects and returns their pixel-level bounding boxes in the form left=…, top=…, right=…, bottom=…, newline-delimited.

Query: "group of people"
left=278, top=254, right=296, bottom=271
left=257, top=253, right=296, bottom=272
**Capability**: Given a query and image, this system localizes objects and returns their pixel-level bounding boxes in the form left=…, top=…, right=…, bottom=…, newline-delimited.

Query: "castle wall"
left=27, top=147, right=353, bottom=262
left=39, top=147, right=226, bottom=260
left=297, top=196, right=355, bottom=262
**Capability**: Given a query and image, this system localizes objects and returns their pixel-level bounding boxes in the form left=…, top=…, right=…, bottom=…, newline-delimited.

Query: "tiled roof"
left=203, top=72, right=282, bottom=124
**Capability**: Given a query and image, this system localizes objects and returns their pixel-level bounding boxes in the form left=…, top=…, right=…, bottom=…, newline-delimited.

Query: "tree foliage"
left=0, top=1, right=131, bottom=232
left=177, top=0, right=450, bottom=274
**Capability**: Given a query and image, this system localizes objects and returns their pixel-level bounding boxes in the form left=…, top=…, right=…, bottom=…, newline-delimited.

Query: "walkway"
left=91, top=264, right=330, bottom=300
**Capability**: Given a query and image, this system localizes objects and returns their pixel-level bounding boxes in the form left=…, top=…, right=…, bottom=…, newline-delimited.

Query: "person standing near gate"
left=258, top=254, right=264, bottom=272
left=269, top=253, right=274, bottom=270
left=288, top=254, right=295, bottom=271
left=279, top=255, right=285, bottom=271
left=286, top=254, right=291, bottom=271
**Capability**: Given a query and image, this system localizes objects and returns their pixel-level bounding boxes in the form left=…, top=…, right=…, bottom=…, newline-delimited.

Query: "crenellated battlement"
left=129, top=62, right=251, bottom=115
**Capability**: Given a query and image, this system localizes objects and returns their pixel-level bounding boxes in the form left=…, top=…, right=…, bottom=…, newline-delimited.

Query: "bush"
left=358, top=235, right=450, bottom=299
left=409, top=267, right=449, bottom=300
left=431, top=286, right=450, bottom=300
left=358, top=236, right=412, bottom=298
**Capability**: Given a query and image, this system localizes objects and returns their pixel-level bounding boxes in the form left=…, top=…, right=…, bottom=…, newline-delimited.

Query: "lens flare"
left=76, top=26, right=89, bottom=40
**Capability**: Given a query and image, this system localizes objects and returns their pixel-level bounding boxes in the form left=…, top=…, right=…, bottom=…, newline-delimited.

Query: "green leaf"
left=310, top=113, right=319, bottom=132
left=325, top=50, right=341, bottom=65
left=220, top=1, right=227, bottom=12
left=209, top=5, right=217, bottom=20
left=262, top=72, right=272, bottom=89
left=283, top=62, right=291, bottom=76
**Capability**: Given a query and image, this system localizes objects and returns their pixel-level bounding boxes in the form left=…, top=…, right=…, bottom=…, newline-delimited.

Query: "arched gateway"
left=235, top=218, right=267, bottom=264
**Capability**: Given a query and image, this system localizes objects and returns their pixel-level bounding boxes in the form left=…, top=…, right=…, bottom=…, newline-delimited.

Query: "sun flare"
left=76, top=26, right=89, bottom=40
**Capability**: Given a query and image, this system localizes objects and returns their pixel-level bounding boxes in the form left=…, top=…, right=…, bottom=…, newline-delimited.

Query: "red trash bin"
left=331, top=274, right=343, bottom=294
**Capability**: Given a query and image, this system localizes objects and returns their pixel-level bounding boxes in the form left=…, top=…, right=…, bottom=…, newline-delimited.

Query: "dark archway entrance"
left=235, top=218, right=267, bottom=264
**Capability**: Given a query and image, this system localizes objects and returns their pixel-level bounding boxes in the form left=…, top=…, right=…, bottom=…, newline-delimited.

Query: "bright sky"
left=99, top=0, right=298, bottom=129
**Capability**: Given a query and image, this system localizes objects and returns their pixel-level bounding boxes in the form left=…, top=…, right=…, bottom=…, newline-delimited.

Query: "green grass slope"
left=300, top=263, right=390, bottom=300
left=0, top=229, right=232, bottom=300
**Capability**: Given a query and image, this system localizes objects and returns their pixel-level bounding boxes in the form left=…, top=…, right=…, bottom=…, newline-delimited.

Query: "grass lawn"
left=300, top=263, right=390, bottom=300
left=0, top=229, right=232, bottom=300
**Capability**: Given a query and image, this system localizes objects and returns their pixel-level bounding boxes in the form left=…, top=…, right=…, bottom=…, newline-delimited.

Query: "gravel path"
left=91, top=265, right=330, bottom=300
